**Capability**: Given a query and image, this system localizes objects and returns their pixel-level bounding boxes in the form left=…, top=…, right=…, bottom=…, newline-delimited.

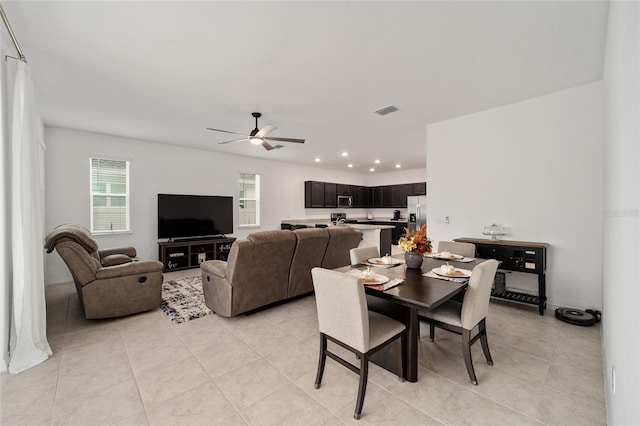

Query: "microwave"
left=337, top=195, right=353, bottom=208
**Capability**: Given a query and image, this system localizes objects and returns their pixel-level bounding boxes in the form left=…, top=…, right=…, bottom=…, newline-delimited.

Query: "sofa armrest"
left=200, top=260, right=227, bottom=279
left=98, top=247, right=137, bottom=259
left=95, top=260, right=163, bottom=280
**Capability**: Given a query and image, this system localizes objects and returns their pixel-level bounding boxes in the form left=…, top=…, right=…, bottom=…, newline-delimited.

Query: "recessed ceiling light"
left=369, top=168, right=375, bottom=172
left=347, top=163, right=353, bottom=168
left=395, top=164, right=401, bottom=168
left=314, top=158, right=321, bottom=162
left=342, top=152, right=349, bottom=157
left=374, top=159, right=380, bottom=164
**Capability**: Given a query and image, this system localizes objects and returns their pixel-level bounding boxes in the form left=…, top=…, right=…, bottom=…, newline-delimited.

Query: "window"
left=90, top=158, right=130, bottom=233
left=238, top=173, right=260, bottom=226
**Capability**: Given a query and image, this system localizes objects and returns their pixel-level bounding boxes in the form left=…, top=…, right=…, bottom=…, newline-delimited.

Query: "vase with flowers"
left=398, top=224, right=432, bottom=269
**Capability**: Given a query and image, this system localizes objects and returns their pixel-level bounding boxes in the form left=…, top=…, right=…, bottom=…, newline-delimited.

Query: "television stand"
left=158, top=236, right=236, bottom=272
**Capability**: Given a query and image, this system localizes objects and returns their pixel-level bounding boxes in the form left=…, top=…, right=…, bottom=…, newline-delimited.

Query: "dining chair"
left=311, top=267, right=406, bottom=420
left=418, top=259, right=499, bottom=385
left=437, top=241, right=476, bottom=258
left=350, top=246, right=379, bottom=265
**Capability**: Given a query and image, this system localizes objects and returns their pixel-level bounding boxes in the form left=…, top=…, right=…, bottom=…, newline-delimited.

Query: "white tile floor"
left=1, top=268, right=606, bottom=425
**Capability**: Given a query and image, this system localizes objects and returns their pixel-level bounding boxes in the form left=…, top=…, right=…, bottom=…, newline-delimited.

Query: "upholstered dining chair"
left=418, top=259, right=499, bottom=385
left=349, top=246, right=379, bottom=265
left=311, top=267, right=406, bottom=420
left=437, top=241, right=476, bottom=258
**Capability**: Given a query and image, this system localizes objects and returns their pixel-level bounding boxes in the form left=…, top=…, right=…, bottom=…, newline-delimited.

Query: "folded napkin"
left=423, top=271, right=469, bottom=283
left=345, top=270, right=403, bottom=291
left=366, top=278, right=403, bottom=291
left=455, top=257, right=476, bottom=263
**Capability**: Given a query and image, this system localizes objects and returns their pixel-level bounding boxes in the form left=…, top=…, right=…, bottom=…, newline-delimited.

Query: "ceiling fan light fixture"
left=250, top=137, right=262, bottom=145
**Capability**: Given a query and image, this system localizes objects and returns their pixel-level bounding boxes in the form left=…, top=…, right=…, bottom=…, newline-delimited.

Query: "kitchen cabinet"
left=336, top=184, right=351, bottom=195
left=324, top=183, right=337, bottom=207
left=304, top=181, right=426, bottom=208
left=304, top=181, right=325, bottom=208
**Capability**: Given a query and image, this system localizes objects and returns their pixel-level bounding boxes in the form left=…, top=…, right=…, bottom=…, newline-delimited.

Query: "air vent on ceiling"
left=374, top=105, right=398, bottom=116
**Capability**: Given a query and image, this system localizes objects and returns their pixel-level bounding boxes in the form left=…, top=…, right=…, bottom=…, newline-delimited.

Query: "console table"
left=454, top=238, right=548, bottom=315
left=158, top=237, right=236, bottom=272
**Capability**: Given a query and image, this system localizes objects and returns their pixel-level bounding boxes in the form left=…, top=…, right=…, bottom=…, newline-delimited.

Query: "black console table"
left=158, top=237, right=236, bottom=272
left=454, top=238, right=548, bottom=315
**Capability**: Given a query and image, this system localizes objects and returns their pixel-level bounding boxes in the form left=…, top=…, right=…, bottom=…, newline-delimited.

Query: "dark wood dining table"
left=335, top=254, right=486, bottom=382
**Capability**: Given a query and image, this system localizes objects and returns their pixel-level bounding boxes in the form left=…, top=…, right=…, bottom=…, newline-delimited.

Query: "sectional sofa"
left=200, top=227, right=363, bottom=317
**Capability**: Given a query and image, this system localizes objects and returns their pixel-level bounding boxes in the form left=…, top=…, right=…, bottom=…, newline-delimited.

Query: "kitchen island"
left=281, top=220, right=394, bottom=257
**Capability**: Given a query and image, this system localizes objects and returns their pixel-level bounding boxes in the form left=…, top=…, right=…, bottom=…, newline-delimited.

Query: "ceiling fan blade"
left=255, top=124, right=276, bottom=138
left=261, top=140, right=275, bottom=151
left=206, top=128, right=248, bottom=137
left=218, top=137, right=249, bottom=145
left=263, top=136, right=305, bottom=144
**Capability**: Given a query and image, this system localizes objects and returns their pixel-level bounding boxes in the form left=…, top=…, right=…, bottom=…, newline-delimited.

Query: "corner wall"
left=426, top=82, right=604, bottom=310
left=602, top=2, right=640, bottom=424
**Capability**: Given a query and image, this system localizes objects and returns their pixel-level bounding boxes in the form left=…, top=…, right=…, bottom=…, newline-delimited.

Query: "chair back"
left=311, top=268, right=369, bottom=353
left=438, top=241, right=476, bottom=258
left=461, top=259, right=499, bottom=329
left=350, top=246, right=379, bottom=265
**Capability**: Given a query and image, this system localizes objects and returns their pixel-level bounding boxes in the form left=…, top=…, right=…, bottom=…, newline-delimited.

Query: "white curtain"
left=7, top=60, right=51, bottom=374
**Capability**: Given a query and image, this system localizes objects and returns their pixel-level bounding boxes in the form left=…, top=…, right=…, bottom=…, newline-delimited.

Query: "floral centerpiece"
left=398, top=225, right=432, bottom=268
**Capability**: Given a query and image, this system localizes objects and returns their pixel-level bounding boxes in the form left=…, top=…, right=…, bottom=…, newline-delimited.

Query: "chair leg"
left=314, top=334, right=327, bottom=389
left=429, top=323, right=435, bottom=342
left=479, top=318, right=493, bottom=366
left=354, top=354, right=369, bottom=420
left=461, top=328, right=478, bottom=385
left=398, top=332, right=406, bottom=382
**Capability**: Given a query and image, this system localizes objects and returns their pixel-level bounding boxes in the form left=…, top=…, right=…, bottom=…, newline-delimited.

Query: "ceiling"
left=2, top=1, right=608, bottom=174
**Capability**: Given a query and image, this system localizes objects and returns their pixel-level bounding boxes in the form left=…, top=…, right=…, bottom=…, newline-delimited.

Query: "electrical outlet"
left=436, top=216, right=450, bottom=224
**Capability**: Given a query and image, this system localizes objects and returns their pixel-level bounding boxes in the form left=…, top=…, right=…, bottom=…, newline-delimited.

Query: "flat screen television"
left=158, top=194, right=233, bottom=240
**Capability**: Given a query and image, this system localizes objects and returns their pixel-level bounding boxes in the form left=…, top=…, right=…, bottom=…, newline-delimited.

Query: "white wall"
left=45, top=127, right=419, bottom=284
left=602, top=2, right=640, bottom=424
left=426, top=82, right=603, bottom=310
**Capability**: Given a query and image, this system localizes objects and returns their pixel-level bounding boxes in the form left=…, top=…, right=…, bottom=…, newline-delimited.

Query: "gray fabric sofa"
left=45, top=224, right=164, bottom=319
left=200, top=227, right=363, bottom=317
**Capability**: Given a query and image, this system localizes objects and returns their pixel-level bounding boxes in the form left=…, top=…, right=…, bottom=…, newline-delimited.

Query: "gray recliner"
left=44, top=224, right=164, bottom=319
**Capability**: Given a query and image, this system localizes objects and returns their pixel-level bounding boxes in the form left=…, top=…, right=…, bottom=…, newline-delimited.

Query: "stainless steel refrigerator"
left=407, top=195, right=427, bottom=234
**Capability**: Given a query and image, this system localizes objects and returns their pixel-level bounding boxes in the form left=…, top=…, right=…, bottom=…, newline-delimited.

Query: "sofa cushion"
left=289, top=228, right=329, bottom=298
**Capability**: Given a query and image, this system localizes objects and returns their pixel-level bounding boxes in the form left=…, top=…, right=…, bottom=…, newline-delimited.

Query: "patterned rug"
left=161, top=275, right=210, bottom=324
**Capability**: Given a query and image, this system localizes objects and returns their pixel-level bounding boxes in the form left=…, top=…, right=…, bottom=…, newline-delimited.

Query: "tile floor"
left=1, top=268, right=606, bottom=425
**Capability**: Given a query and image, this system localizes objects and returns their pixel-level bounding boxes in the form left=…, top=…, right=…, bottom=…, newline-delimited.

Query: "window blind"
left=90, top=158, right=129, bottom=233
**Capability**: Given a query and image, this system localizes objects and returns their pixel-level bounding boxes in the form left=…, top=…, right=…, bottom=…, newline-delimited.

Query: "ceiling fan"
left=207, top=112, right=305, bottom=151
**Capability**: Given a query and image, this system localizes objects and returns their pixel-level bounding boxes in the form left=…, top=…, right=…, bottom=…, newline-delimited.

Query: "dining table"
left=334, top=254, right=487, bottom=383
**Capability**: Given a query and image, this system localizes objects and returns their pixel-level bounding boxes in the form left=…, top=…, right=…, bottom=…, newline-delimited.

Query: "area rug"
left=161, top=275, right=210, bottom=324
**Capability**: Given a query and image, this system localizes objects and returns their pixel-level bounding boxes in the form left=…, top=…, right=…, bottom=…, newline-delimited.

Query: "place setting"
left=426, top=250, right=476, bottom=263
left=424, top=262, right=472, bottom=283
left=360, top=254, right=405, bottom=269
left=347, top=267, right=403, bottom=291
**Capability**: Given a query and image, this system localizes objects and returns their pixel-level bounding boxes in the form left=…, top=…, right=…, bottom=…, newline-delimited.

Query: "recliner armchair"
left=44, top=224, right=164, bottom=319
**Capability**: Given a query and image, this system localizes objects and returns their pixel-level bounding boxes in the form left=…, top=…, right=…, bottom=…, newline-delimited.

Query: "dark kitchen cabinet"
left=304, top=181, right=426, bottom=208
left=412, top=182, right=426, bottom=196
left=336, top=184, right=351, bottom=196
left=304, top=181, right=326, bottom=208
left=324, top=183, right=337, bottom=208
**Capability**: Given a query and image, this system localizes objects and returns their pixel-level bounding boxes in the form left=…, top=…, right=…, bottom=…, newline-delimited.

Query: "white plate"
left=432, top=253, right=464, bottom=260
left=431, top=267, right=472, bottom=278
left=359, top=273, right=390, bottom=286
left=367, top=257, right=403, bottom=266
